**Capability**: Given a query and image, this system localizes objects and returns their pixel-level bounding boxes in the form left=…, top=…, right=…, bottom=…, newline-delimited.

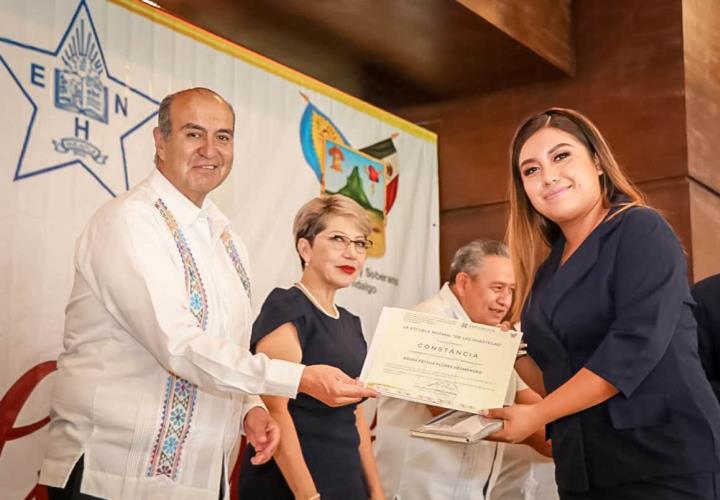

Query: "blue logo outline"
left=0, top=0, right=159, bottom=196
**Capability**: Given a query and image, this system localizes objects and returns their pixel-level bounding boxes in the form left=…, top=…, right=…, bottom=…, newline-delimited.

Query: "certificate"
left=360, top=307, right=522, bottom=413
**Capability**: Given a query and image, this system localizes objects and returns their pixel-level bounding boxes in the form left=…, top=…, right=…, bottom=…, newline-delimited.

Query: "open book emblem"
left=54, top=20, right=108, bottom=125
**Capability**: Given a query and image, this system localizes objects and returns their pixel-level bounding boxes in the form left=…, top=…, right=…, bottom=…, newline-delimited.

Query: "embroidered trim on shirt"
left=221, top=230, right=251, bottom=299
left=146, top=375, right=198, bottom=478
left=147, top=198, right=252, bottom=480
left=146, top=199, right=206, bottom=480
left=155, top=199, right=209, bottom=330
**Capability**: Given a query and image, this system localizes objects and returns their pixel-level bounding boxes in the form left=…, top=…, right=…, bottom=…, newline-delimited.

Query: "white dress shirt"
left=374, top=283, right=534, bottom=500
left=40, top=168, right=304, bottom=500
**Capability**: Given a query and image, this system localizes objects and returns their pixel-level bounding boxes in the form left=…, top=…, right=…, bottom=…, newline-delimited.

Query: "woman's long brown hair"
left=506, top=108, right=647, bottom=321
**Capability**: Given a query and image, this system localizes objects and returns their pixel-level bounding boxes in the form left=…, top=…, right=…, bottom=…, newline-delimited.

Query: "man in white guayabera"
left=373, top=240, right=558, bottom=500
left=39, top=87, right=376, bottom=500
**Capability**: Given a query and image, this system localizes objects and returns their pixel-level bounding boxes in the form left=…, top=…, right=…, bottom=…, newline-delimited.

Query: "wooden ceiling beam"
left=457, top=0, right=574, bottom=75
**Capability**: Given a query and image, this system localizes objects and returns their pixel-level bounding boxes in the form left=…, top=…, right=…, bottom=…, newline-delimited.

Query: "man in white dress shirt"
left=39, top=88, right=376, bottom=500
left=374, top=240, right=558, bottom=500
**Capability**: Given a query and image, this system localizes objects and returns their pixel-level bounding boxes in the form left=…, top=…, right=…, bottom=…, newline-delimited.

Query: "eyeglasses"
left=324, top=234, right=373, bottom=253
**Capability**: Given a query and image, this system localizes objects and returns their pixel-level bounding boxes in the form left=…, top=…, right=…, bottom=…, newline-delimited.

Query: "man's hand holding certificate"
left=360, top=307, right=522, bottom=413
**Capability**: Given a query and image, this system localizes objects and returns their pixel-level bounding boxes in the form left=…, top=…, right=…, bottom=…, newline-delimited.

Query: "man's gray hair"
left=156, top=93, right=175, bottom=139
left=448, top=239, right=510, bottom=284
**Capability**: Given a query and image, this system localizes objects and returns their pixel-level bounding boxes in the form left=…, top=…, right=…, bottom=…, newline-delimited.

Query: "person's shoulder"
left=99, top=177, right=156, bottom=215
left=82, top=183, right=155, bottom=236
left=609, top=204, right=653, bottom=225
left=253, top=287, right=307, bottom=337
left=615, top=205, right=668, bottom=230
left=692, top=273, right=720, bottom=298
left=611, top=206, right=686, bottom=269
left=265, top=286, right=302, bottom=302
left=610, top=205, right=679, bottom=244
left=263, top=286, right=303, bottom=307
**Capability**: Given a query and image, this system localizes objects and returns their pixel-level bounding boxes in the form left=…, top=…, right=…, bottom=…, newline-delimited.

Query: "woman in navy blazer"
left=487, top=108, right=720, bottom=499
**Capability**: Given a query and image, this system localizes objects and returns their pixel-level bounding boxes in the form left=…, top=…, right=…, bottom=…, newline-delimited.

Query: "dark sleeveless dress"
left=237, top=287, right=369, bottom=500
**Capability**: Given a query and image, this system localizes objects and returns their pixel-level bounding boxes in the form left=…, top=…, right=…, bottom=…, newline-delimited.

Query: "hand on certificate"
left=244, top=407, right=281, bottom=465
left=497, top=321, right=527, bottom=358
left=300, top=364, right=379, bottom=407
left=483, top=404, right=545, bottom=444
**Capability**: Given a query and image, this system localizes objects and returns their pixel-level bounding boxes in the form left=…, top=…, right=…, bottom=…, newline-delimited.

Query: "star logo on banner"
left=0, top=0, right=158, bottom=196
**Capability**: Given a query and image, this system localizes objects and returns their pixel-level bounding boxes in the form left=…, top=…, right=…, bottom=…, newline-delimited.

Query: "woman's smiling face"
left=300, top=215, right=368, bottom=290
left=518, top=126, right=604, bottom=227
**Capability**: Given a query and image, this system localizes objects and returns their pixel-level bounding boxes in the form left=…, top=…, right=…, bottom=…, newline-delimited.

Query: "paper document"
left=360, top=307, right=522, bottom=413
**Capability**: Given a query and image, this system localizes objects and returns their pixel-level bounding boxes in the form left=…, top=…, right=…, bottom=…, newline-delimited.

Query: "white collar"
left=438, top=282, right=471, bottom=322
left=148, top=168, right=230, bottom=238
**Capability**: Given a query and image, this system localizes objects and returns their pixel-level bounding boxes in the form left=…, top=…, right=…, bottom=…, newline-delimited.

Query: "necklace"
left=295, top=281, right=340, bottom=319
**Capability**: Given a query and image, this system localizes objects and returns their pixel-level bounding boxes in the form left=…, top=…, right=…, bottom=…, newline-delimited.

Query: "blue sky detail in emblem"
left=0, top=0, right=159, bottom=197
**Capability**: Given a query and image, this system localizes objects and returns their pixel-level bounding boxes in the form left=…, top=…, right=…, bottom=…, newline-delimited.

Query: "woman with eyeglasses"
left=238, top=194, right=385, bottom=500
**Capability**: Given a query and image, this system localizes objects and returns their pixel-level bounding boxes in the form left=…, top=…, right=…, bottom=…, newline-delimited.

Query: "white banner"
left=0, top=1, right=438, bottom=497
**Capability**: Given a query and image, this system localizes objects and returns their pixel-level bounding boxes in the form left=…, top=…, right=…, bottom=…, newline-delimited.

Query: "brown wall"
left=690, top=181, right=720, bottom=281
left=396, top=0, right=693, bottom=283
left=684, top=0, right=720, bottom=282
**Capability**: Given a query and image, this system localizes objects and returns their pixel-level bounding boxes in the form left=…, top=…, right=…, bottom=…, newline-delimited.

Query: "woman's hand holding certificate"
left=359, top=307, right=522, bottom=413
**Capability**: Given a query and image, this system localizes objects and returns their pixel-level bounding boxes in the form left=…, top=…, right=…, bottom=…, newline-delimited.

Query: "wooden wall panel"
left=683, top=0, right=720, bottom=280
left=690, top=181, right=720, bottom=282
left=395, top=0, right=690, bottom=275
left=640, top=177, right=692, bottom=267
left=156, top=0, right=568, bottom=109
left=400, top=0, right=686, bottom=208
left=684, top=0, right=720, bottom=193
left=439, top=202, right=509, bottom=282
left=457, top=0, right=573, bottom=74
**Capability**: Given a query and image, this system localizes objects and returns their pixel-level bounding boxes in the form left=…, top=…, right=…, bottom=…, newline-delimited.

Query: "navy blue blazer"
left=691, top=274, right=720, bottom=401
left=522, top=205, right=720, bottom=492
